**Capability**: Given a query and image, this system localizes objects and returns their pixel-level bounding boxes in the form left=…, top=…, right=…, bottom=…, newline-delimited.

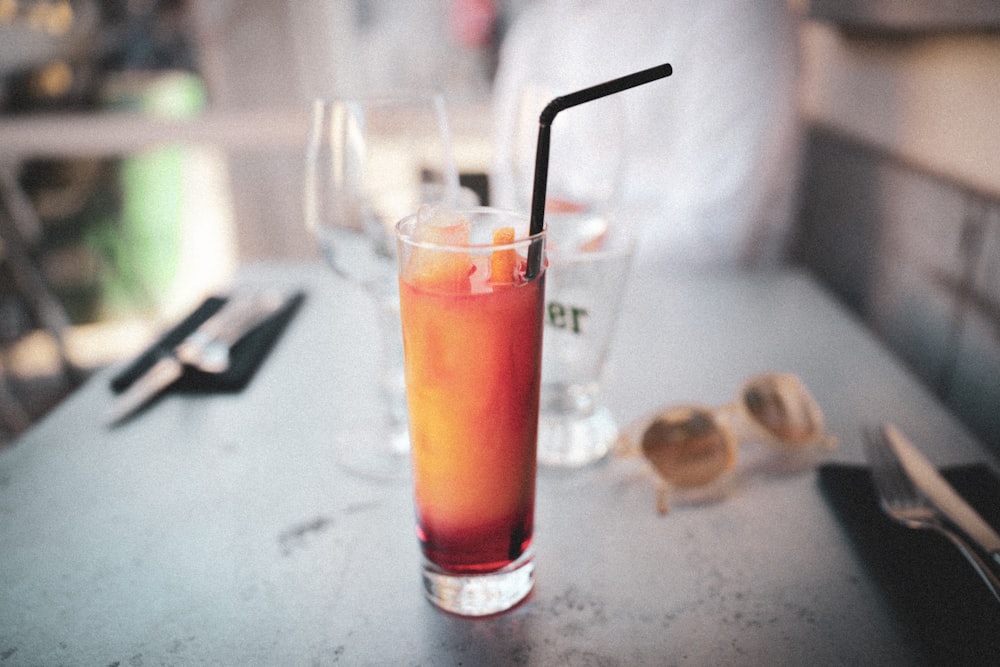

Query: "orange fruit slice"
left=489, top=226, right=517, bottom=286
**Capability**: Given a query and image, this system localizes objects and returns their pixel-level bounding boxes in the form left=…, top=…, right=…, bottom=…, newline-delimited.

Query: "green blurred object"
left=94, top=71, right=208, bottom=318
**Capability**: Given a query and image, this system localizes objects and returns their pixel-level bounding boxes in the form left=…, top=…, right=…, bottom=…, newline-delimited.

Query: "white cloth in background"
left=491, top=0, right=801, bottom=273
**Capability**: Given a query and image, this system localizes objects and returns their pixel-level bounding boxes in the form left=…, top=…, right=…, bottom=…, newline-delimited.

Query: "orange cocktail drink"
left=396, top=206, right=546, bottom=616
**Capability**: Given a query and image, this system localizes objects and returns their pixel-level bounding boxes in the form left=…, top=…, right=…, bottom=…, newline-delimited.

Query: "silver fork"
left=863, top=426, right=1000, bottom=603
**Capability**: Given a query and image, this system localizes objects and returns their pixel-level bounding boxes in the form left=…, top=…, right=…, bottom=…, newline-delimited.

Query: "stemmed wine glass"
left=304, top=93, right=463, bottom=479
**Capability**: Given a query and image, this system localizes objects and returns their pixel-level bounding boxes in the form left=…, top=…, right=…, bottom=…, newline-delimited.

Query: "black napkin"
left=111, top=290, right=306, bottom=394
left=818, top=463, right=1000, bottom=665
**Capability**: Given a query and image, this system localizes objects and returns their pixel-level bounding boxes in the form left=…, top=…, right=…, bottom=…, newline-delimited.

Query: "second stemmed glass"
left=506, top=80, right=631, bottom=468
left=304, top=93, right=462, bottom=480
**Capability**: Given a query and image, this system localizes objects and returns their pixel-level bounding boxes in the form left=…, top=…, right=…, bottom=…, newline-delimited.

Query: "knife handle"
left=197, top=290, right=286, bottom=346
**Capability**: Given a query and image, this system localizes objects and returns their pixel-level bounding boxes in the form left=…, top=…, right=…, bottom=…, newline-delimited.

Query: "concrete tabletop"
left=1, top=262, right=992, bottom=665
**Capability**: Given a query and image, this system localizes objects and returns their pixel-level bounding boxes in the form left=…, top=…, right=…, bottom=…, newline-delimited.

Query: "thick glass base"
left=538, top=405, right=617, bottom=468
left=421, top=549, right=534, bottom=617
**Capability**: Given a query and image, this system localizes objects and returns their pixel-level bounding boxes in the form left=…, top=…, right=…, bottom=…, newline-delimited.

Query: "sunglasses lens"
left=640, top=407, right=736, bottom=487
left=742, top=374, right=823, bottom=444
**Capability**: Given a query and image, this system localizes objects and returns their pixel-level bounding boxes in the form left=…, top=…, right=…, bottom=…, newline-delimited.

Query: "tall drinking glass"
left=396, top=206, right=546, bottom=616
left=304, top=94, right=461, bottom=479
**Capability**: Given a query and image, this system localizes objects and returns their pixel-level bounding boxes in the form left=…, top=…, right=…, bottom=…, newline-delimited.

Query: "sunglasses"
left=617, top=373, right=837, bottom=514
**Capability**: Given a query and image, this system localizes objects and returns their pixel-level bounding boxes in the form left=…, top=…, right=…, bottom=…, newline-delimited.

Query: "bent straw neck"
left=525, top=63, right=672, bottom=277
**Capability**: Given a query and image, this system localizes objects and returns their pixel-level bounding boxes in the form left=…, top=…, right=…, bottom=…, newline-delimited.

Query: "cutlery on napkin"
left=106, top=287, right=305, bottom=425
left=874, top=423, right=1000, bottom=573
left=819, top=461, right=1000, bottom=665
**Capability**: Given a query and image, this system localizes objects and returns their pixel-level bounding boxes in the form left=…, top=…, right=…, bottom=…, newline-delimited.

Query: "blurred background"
left=1, top=0, right=999, bottom=451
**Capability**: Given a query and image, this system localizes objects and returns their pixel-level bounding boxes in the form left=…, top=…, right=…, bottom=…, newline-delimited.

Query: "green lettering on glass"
left=547, top=301, right=588, bottom=334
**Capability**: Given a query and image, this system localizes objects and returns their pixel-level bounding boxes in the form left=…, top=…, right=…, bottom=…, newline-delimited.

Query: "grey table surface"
left=1, top=262, right=994, bottom=666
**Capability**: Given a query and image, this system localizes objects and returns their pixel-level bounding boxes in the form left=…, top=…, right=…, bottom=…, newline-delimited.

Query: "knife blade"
left=884, top=422, right=1000, bottom=565
left=104, top=289, right=290, bottom=426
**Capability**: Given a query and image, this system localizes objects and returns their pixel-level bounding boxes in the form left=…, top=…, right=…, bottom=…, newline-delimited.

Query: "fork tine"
left=863, top=423, right=918, bottom=512
left=862, top=423, right=1000, bottom=603
left=863, top=424, right=893, bottom=501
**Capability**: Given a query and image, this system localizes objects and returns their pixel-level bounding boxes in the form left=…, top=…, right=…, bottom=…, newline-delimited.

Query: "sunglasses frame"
left=616, top=373, right=837, bottom=514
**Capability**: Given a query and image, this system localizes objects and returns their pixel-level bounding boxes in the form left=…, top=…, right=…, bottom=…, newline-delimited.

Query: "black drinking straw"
left=526, top=63, right=672, bottom=277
